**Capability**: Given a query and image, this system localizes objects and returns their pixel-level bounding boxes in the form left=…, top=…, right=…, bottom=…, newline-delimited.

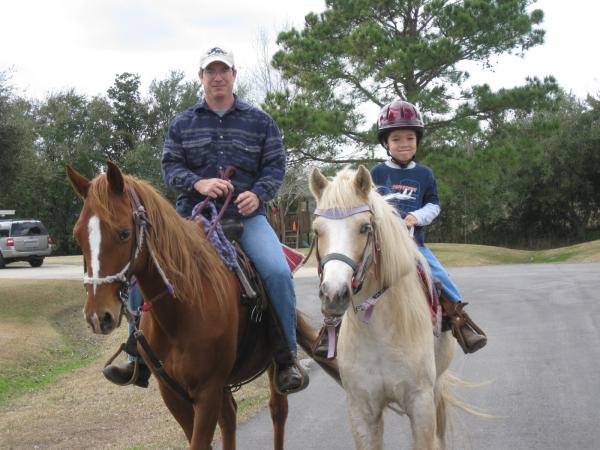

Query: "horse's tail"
left=295, top=310, right=342, bottom=386
left=436, top=372, right=492, bottom=447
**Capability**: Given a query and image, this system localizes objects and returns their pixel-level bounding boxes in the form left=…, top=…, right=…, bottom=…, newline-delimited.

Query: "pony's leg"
left=406, top=390, right=436, bottom=450
left=218, top=388, right=238, bottom=450
left=157, top=387, right=195, bottom=442
left=189, top=382, right=226, bottom=450
left=346, top=396, right=384, bottom=450
left=267, top=364, right=288, bottom=450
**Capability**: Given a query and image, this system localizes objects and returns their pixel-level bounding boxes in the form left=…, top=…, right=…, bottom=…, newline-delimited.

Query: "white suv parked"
left=0, top=219, right=53, bottom=268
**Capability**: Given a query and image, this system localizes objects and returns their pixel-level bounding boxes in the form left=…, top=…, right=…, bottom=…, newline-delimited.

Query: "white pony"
left=309, top=166, right=456, bottom=450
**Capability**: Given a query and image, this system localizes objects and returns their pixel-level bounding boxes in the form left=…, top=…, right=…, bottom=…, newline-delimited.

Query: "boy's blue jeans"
left=127, top=214, right=298, bottom=355
left=418, top=245, right=462, bottom=304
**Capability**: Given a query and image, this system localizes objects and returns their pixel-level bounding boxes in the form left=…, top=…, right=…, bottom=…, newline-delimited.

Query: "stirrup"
left=103, top=343, right=140, bottom=386
left=440, top=299, right=487, bottom=354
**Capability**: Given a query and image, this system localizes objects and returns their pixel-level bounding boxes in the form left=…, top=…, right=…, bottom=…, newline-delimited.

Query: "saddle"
left=219, top=219, right=294, bottom=389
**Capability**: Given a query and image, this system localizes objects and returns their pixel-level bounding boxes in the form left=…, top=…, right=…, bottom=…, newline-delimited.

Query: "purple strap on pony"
left=314, top=204, right=371, bottom=219
left=354, top=287, right=388, bottom=324
left=324, top=316, right=342, bottom=359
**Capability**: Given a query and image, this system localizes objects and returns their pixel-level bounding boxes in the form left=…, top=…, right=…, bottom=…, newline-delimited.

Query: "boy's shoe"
left=440, top=297, right=487, bottom=354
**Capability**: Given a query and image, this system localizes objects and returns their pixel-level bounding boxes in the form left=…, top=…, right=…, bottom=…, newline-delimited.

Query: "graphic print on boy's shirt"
left=378, top=175, right=421, bottom=216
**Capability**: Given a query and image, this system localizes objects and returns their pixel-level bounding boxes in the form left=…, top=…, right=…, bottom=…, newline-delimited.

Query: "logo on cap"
left=207, top=47, right=226, bottom=56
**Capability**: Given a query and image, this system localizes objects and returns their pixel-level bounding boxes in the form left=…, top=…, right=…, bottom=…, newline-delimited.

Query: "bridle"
left=82, top=186, right=174, bottom=325
left=313, top=204, right=380, bottom=296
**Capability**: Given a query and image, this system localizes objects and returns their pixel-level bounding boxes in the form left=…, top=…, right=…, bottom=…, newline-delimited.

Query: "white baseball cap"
left=200, top=46, right=235, bottom=70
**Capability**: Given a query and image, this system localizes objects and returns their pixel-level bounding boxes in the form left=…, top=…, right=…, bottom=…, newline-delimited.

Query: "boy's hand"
left=404, top=214, right=418, bottom=227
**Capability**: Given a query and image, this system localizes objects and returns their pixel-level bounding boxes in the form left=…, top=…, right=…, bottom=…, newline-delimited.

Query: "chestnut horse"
left=309, top=166, right=460, bottom=450
left=66, top=162, right=326, bottom=450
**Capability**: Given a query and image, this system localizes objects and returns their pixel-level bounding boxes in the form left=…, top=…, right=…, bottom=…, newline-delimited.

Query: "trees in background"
left=265, top=0, right=558, bottom=165
left=1, top=1, right=599, bottom=252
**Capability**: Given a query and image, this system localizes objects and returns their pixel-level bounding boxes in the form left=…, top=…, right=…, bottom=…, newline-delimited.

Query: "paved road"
left=219, top=263, right=600, bottom=450
left=0, top=262, right=83, bottom=280
left=5, top=261, right=599, bottom=449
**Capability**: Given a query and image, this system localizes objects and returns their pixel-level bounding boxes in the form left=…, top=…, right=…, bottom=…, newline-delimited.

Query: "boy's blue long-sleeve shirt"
left=161, top=96, right=285, bottom=219
left=370, top=161, right=440, bottom=246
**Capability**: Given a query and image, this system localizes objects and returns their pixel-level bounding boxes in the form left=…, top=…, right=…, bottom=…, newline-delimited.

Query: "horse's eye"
left=359, top=223, right=371, bottom=234
left=118, top=229, right=131, bottom=241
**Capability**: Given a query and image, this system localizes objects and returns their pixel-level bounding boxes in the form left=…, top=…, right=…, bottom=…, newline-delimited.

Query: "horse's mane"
left=318, top=167, right=433, bottom=343
left=87, top=174, right=231, bottom=312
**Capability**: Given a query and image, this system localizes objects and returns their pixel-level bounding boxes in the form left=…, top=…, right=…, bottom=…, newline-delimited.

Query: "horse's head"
left=309, top=166, right=375, bottom=317
left=66, top=162, right=140, bottom=334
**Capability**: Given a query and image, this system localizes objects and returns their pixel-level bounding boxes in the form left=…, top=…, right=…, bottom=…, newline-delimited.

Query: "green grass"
left=297, top=239, right=600, bottom=267
left=0, top=280, right=104, bottom=405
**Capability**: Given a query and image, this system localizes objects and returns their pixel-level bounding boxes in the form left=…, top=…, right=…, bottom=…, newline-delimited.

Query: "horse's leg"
left=406, top=390, right=436, bottom=450
left=157, top=387, right=195, bottom=443
left=189, top=381, right=226, bottom=450
left=218, top=388, right=238, bottom=450
left=267, top=364, right=288, bottom=450
left=346, top=396, right=384, bottom=450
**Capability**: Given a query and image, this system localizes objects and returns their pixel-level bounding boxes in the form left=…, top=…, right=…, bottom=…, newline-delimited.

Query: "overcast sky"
left=2, top=0, right=599, bottom=100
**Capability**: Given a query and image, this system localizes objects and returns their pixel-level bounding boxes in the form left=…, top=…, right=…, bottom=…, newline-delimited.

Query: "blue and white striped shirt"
left=161, top=96, right=285, bottom=219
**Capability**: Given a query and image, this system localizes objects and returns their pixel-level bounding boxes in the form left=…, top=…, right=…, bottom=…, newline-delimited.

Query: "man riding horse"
left=103, top=46, right=308, bottom=394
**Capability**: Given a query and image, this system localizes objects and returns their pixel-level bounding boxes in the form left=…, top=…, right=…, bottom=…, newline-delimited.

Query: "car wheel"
left=29, top=257, right=44, bottom=267
left=0, top=254, right=5, bottom=269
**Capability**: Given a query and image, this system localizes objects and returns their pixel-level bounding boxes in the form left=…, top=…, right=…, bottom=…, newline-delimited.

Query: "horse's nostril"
left=101, top=311, right=114, bottom=327
left=339, top=284, right=349, bottom=299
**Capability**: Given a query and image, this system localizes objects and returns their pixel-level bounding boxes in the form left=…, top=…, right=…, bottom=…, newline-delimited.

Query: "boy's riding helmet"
left=376, top=99, right=424, bottom=147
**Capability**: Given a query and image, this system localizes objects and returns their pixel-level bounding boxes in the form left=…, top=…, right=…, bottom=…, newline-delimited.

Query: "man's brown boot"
left=102, top=360, right=151, bottom=387
left=440, top=296, right=487, bottom=354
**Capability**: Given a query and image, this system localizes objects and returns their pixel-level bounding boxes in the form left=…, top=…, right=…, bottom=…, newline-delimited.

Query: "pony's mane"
left=87, top=174, right=231, bottom=312
left=317, top=167, right=433, bottom=342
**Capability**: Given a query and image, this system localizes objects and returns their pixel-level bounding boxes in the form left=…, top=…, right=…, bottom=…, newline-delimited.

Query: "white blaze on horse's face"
left=87, top=215, right=102, bottom=295
left=315, top=213, right=372, bottom=316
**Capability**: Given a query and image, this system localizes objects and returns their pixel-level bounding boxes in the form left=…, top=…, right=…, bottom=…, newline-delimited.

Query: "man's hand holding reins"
left=194, top=178, right=234, bottom=199
left=235, top=191, right=260, bottom=216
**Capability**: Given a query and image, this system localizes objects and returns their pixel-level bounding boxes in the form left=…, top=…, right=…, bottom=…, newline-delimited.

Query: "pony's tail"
left=436, top=372, right=493, bottom=448
left=295, top=310, right=342, bottom=386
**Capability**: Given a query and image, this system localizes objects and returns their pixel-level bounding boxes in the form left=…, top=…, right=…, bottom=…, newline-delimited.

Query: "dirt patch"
left=0, top=345, right=271, bottom=450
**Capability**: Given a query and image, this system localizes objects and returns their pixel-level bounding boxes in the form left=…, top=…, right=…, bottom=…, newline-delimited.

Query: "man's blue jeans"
left=418, top=245, right=462, bottom=303
left=239, top=215, right=298, bottom=354
left=127, top=280, right=143, bottom=362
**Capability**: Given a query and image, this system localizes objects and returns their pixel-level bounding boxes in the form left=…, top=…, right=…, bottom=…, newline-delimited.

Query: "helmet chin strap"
left=384, top=146, right=413, bottom=168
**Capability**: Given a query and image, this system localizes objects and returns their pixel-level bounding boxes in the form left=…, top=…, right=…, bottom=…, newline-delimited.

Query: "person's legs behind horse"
left=239, top=215, right=308, bottom=394
left=419, top=245, right=487, bottom=353
left=102, top=279, right=151, bottom=387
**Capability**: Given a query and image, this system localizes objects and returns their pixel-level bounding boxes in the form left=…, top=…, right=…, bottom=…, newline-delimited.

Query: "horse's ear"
left=309, top=168, right=329, bottom=200
left=354, top=165, right=372, bottom=200
left=106, top=161, right=125, bottom=194
left=66, top=165, right=90, bottom=199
